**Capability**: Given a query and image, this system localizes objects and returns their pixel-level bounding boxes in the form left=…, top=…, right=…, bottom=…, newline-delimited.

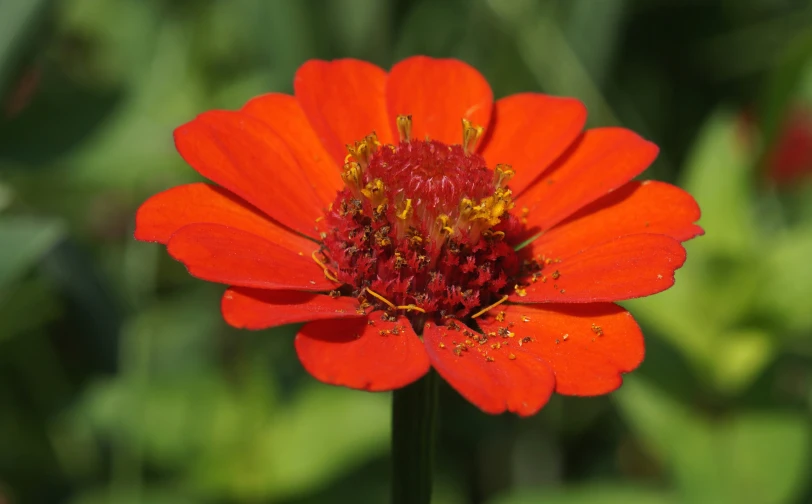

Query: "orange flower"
left=135, top=57, right=702, bottom=416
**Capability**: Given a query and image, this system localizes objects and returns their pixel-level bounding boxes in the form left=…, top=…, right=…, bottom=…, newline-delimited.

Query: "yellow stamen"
left=366, top=131, right=382, bottom=147
left=462, top=118, right=484, bottom=155
left=396, top=115, right=412, bottom=142
left=397, top=198, right=413, bottom=220
left=494, top=164, right=515, bottom=188
left=471, top=295, right=509, bottom=319
left=365, top=287, right=396, bottom=310
left=311, top=250, right=340, bottom=283
left=397, top=304, right=426, bottom=313
left=361, top=178, right=387, bottom=209
left=341, top=161, right=362, bottom=189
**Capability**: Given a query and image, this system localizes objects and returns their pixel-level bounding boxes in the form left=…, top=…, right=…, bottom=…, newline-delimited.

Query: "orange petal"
left=167, top=223, right=335, bottom=291
left=242, top=93, right=342, bottom=207
left=134, top=183, right=315, bottom=253
left=221, top=287, right=362, bottom=330
left=295, top=311, right=430, bottom=391
left=480, top=93, right=586, bottom=195
left=422, top=320, right=555, bottom=416
left=294, top=59, right=393, bottom=166
left=477, top=303, right=643, bottom=396
left=512, top=234, right=686, bottom=303
left=174, top=111, right=324, bottom=239
left=386, top=56, right=493, bottom=146
left=528, top=181, right=703, bottom=258
left=516, top=128, right=659, bottom=239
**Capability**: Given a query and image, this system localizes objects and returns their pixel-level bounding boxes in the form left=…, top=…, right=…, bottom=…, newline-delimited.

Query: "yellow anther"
left=470, top=295, right=509, bottom=319
left=397, top=198, right=413, bottom=220
left=361, top=178, right=386, bottom=207
left=366, top=131, right=382, bottom=148
left=483, top=230, right=505, bottom=241
left=396, top=115, right=413, bottom=142
left=397, top=304, right=427, bottom=313
left=513, top=285, right=527, bottom=297
left=346, top=134, right=377, bottom=167
left=365, top=287, right=396, bottom=310
left=494, top=164, right=515, bottom=188
left=341, top=161, right=363, bottom=188
left=462, top=118, right=484, bottom=156
left=311, top=250, right=340, bottom=283
left=434, top=214, right=454, bottom=236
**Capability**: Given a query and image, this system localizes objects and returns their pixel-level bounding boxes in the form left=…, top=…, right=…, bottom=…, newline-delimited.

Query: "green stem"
left=391, top=369, right=439, bottom=504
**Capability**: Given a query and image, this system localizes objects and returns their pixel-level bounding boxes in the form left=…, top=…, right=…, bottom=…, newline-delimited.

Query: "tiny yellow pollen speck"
left=522, top=316, right=531, bottom=323
left=439, top=342, right=446, bottom=349
left=657, top=274, right=663, bottom=279
left=486, top=356, right=495, bottom=362
left=563, top=333, right=569, bottom=340
left=508, top=353, right=516, bottom=360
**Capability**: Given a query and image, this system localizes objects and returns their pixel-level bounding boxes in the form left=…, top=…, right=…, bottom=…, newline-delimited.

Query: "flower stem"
left=391, top=369, right=438, bottom=504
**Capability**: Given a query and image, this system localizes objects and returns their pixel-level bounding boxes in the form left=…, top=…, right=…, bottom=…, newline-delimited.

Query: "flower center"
left=316, top=116, right=524, bottom=329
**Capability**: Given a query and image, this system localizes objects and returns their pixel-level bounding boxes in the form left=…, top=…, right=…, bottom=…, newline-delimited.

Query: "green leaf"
left=492, top=484, right=675, bottom=504
left=615, top=377, right=810, bottom=504
left=0, top=0, right=49, bottom=91
left=681, top=109, right=754, bottom=257
left=187, top=383, right=390, bottom=501
left=758, top=226, right=812, bottom=333
left=0, top=278, right=61, bottom=342
left=0, top=216, right=64, bottom=290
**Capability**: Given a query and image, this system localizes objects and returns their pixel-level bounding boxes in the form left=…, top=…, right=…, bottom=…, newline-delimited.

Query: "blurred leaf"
left=712, top=328, right=775, bottom=394
left=188, top=384, right=390, bottom=501
left=758, top=226, right=812, bottom=333
left=492, top=484, right=675, bottom=504
left=616, top=377, right=810, bottom=504
left=759, top=28, right=812, bottom=160
left=0, top=0, right=49, bottom=91
left=0, top=216, right=64, bottom=290
left=681, top=109, right=754, bottom=257
left=70, top=487, right=197, bottom=504
left=486, top=0, right=619, bottom=126
left=0, top=277, right=61, bottom=342
left=563, top=0, right=627, bottom=86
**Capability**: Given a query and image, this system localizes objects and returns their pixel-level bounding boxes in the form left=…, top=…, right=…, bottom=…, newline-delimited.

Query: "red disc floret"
left=319, top=138, right=524, bottom=325
left=370, top=141, right=495, bottom=219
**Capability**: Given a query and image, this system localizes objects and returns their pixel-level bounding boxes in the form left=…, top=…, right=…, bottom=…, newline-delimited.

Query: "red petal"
left=167, top=223, right=335, bottom=291
left=241, top=93, right=342, bottom=207
left=134, top=183, right=315, bottom=254
left=512, top=234, right=686, bottom=303
left=294, top=59, right=393, bottom=166
left=480, top=93, right=587, bottom=195
left=295, top=311, right=430, bottom=391
left=221, top=287, right=362, bottom=330
left=174, top=111, right=324, bottom=239
left=528, top=181, right=703, bottom=258
left=422, top=320, right=555, bottom=416
left=477, top=303, right=643, bottom=396
left=386, top=56, right=493, bottom=146
left=516, top=128, right=659, bottom=239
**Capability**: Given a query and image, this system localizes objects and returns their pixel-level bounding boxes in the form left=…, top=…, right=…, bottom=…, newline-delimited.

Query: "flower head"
left=136, top=56, right=702, bottom=416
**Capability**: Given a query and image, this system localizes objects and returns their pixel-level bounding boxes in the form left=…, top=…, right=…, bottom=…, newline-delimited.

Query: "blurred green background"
left=2, top=0, right=812, bottom=503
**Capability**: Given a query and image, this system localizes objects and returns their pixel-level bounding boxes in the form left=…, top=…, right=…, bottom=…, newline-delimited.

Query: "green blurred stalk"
left=391, top=369, right=438, bottom=504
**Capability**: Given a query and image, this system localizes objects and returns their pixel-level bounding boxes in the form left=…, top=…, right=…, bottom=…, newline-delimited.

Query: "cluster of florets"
left=317, top=117, right=524, bottom=325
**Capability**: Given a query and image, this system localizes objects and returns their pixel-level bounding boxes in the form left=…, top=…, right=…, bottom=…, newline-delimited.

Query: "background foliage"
left=2, top=0, right=812, bottom=503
